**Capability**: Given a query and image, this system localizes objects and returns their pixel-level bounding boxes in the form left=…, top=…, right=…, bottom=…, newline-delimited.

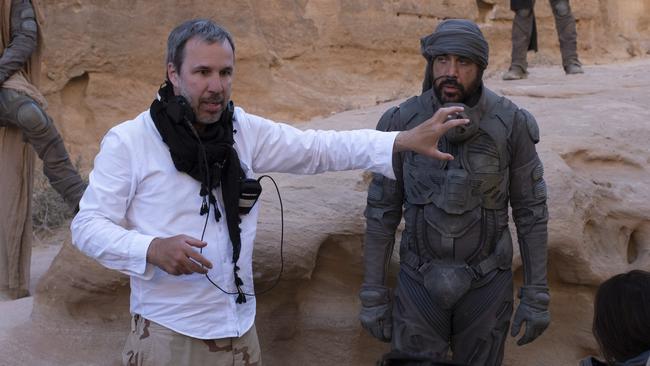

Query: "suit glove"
left=359, top=284, right=392, bottom=342
left=510, top=285, right=550, bottom=346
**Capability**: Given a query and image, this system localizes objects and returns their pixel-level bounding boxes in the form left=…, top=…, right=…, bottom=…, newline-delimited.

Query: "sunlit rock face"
left=39, top=0, right=650, bottom=171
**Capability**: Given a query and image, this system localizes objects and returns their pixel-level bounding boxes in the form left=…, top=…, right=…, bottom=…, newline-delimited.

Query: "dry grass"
left=31, top=170, right=73, bottom=236
left=31, top=163, right=87, bottom=238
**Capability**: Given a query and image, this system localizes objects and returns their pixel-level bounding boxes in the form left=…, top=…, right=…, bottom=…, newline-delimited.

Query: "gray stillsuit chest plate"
left=400, top=90, right=516, bottom=263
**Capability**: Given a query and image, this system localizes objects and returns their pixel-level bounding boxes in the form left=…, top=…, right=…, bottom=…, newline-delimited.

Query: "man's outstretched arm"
left=509, top=109, right=550, bottom=346
left=359, top=105, right=406, bottom=343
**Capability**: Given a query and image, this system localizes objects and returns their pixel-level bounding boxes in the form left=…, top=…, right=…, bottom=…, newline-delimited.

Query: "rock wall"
left=38, top=0, right=650, bottom=171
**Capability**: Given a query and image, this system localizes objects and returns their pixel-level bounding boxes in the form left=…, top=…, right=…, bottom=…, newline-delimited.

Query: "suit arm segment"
left=363, top=106, right=405, bottom=286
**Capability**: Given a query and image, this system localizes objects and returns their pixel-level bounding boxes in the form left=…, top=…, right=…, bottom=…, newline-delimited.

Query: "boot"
left=502, top=66, right=528, bottom=80
left=565, top=63, right=584, bottom=75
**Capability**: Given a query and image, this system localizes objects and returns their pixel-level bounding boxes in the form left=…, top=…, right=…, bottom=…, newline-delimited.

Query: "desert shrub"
left=31, top=158, right=87, bottom=235
left=31, top=168, right=75, bottom=234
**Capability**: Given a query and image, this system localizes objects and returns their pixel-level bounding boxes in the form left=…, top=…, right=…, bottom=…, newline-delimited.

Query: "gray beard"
left=178, top=84, right=222, bottom=125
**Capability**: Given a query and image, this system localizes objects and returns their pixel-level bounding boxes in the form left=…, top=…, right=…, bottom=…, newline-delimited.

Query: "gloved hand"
left=510, top=285, right=550, bottom=346
left=359, top=284, right=392, bottom=342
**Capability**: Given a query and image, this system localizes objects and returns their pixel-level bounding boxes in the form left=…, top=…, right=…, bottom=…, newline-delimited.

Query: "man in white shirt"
left=71, top=18, right=469, bottom=366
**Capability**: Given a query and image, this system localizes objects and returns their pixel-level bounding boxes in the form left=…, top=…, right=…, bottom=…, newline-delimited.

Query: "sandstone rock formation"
left=1, top=1, right=650, bottom=365
left=39, top=0, right=650, bottom=170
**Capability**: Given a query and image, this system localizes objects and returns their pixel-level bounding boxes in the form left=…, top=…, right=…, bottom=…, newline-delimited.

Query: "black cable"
left=199, top=174, right=284, bottom=298
left=186, top=117, right=283, bottom=300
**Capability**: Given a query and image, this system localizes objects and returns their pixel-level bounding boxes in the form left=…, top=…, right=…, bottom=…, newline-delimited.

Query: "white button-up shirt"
left=71, top=106, right=398, bottom=340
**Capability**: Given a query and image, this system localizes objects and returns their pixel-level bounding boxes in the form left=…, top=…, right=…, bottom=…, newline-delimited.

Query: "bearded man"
left=359, top=19, right=550, bottom=365
left=70, top=18, right=469, bottom=365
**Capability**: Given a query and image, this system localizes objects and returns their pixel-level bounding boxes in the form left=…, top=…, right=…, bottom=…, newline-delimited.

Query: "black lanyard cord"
left=199, top=174, right=284, bottom=299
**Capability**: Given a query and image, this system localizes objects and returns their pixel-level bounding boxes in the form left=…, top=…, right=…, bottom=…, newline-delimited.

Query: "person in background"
left=502, top=0, right=584, bottom=80
left=0, top=0, right=85, bottom=300
left=580, top=270, right=650, bottom=366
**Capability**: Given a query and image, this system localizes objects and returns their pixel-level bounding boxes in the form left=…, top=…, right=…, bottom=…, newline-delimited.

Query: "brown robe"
left=0, top=0, right=45, bottom=299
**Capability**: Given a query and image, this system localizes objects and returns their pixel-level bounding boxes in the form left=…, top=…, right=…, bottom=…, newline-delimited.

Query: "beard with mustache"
left=433, top=75, right=481, bottom=105
left=177, top=82, right=228, bottom=125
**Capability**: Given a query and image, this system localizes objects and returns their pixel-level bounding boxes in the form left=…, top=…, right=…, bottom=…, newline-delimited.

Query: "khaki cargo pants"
left=122, top=315, right=261, bottom=366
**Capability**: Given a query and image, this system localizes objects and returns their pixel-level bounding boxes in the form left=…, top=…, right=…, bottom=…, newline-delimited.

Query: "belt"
left=401, top=249, right=504, bottom=279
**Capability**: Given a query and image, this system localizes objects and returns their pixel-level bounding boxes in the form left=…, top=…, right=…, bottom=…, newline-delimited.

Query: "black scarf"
left=150, top=82, right=247, bottom=303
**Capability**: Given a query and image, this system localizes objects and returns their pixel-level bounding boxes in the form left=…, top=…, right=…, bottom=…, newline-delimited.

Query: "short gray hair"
left=166, top=19, right=235, bottom=74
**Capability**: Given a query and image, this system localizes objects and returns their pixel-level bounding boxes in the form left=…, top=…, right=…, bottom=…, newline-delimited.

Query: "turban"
left=421, top=19, right=489, bottom=70
left=420, top=19, right=489, bottom=92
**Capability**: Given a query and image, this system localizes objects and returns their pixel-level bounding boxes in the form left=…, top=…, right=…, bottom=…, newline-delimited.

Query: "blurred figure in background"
left=503, top=0, right=583, bottom=80
left=0, top=0, right=85, bottom=300
left=580, top=270, right=650, bottom=366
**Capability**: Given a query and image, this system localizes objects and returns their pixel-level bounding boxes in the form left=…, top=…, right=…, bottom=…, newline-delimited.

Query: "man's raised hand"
left=393, top=106, right=469, bottom=160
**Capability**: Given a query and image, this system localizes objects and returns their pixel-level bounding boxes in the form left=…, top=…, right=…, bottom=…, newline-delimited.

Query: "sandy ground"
left=0, top=233, right=63, bottom=332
